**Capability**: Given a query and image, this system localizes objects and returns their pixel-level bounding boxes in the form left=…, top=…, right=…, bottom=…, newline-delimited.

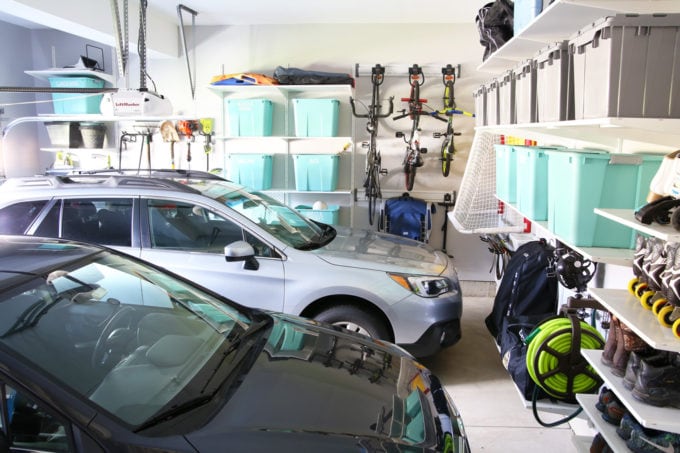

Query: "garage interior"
left=2, top=0, right=680, bottom=452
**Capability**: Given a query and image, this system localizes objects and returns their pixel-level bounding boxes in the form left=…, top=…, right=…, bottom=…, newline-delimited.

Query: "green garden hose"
left=525, top=317, right=604, bottom=403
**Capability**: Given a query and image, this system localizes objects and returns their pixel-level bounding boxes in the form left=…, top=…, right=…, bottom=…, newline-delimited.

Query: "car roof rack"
left=70, top=168, right=227, bottom=181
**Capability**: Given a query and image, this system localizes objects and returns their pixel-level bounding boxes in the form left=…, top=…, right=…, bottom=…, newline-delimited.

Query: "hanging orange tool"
left=176, top=120, right=199, bottom=169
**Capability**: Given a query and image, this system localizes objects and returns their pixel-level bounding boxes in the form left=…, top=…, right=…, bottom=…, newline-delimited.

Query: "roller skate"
left=629, top=237, right=663, bottom=303
left=628, top=235, right=650, bottom=297
left=656, top=244, right=680, bottom=338
left=637, top=238, right=669, bottom=310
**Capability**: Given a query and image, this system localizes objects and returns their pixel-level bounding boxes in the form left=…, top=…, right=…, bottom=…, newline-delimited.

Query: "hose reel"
left=525, top=311, right=604, bottom=404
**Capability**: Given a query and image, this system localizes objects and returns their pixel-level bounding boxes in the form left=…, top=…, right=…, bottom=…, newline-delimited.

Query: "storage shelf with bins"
left=473, top=0, right=680, bottom=444
left=208, top=84, right=355, bottom=227
left=2, top=114, right=203, bottom=172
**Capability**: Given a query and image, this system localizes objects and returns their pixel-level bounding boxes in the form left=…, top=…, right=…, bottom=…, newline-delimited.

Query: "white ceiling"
left=157, top=0, right=490, bottom=26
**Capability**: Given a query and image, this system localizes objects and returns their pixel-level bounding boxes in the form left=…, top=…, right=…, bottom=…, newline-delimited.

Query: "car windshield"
left=189, top=179, right=334, bottom=249
left=0, top=248, right=256, bottom=427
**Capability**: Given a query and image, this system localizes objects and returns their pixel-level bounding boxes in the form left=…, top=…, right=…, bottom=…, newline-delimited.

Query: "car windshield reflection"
left=0, top=251, right=254, bottom=427
left=193, top=180, right=330, bottom=249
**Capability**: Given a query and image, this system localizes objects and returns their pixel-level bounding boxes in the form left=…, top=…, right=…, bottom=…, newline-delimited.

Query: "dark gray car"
left=0, top=235, right=469, bottom=452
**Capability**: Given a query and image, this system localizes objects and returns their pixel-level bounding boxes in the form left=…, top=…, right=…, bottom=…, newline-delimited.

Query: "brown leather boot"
left=601, top=316, right=618, bottom=367
left=611, top=318, right=630, bottom=377
left=613, top=321, right=649, bottom=377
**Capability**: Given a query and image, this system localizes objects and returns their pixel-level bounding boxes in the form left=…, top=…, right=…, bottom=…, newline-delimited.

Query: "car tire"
left=314, top=305, right=390, bottom=340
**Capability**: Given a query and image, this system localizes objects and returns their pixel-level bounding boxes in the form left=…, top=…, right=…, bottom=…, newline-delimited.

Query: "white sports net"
left=450, top=131, right=525, bottom=234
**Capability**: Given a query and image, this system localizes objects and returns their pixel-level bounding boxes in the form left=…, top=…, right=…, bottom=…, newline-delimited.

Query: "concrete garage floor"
left=422, top=293, right=587, bottom=452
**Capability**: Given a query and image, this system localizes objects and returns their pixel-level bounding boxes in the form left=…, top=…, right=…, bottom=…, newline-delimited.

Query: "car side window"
left=0, top=200, right=48, bottom=235
left=147, top=199, right=277, bottom=257
left=54, top=198, right=133, bottom=247
left=0, top=383, right=73, bottom=452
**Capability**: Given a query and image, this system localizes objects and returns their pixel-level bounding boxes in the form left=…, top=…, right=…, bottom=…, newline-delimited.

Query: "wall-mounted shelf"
left=595, top=208, right=680, bottom=242
left=478, top=0, right=680, bottom=74
left=499, top=199, right=635, bottom=266
left=575, top=394, right=631, bottom=452
left=479, top=118, right=680, bottom=152
left=25, top=68, right=116, bottom=86
left=590, top=287, right=680, bottom=353
left=581, top=349, right=680, bottom=434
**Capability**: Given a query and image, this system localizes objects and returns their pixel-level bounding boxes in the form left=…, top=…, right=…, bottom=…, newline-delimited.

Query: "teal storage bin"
left=293, top=154, right=339, bottom=191
left=295, top=204, right=340, bottom=224
left=495, top=144, right=517, bottom=203
left=48, top=76, right=105, bottom=114
left=293, top=99, right=340, bottom=137
left=227, top=99, right=273, bottom=136
left=546, top=149, right=663, bottom=248
left=228, top=154, right=273, bottom=190
left=516, top=146, right=554, bottom=221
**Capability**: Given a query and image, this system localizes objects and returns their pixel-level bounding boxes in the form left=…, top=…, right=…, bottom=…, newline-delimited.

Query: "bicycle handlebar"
left=350, top=96, right=395, bottom=119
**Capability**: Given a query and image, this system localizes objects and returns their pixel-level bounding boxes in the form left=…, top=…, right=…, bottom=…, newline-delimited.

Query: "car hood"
left=185, top=313, right=467, bottom=452
left=313, top=227, right=448, bottom=274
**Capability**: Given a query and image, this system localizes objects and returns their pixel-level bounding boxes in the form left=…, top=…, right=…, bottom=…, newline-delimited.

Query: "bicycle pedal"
left=380, top=169, right=388, bottom=175
left=421, top=148, right=428, bottom=154
left=454, top=132, right=462, bottom=136
left=361, top=142, right=369, bottom=148
left=433, top=133, right=442, bottom=138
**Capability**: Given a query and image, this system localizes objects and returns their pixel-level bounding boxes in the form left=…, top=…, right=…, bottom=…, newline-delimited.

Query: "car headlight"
left=388, top=273, right=451, bottom=297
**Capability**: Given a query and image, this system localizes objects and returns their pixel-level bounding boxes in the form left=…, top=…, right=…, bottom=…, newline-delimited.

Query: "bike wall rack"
left=354, top=63, right=461, bottom=79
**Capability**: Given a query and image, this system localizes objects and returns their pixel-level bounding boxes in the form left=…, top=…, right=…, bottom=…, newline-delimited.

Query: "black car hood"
left=185, top=313, right=465, bottom=452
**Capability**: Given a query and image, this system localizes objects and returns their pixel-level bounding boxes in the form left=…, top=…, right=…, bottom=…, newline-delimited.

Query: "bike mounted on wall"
left=393, top=65, right=447, bottom=191
left=350, top=64, right=394, bottom=226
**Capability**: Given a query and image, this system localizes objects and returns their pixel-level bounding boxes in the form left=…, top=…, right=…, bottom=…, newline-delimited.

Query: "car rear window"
left=0, top=200, right=48, bottom=235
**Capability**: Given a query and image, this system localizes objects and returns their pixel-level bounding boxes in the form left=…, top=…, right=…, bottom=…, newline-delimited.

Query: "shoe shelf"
left=590, top=288, right=680, bottom=353
left=595, top=208, right=680, bottom=243
left=575, top=394, right=630, bottom=452
left=581, top=349, right=680, bottom=434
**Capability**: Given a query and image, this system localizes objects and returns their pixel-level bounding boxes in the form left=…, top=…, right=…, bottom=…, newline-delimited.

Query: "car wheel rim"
left=333, top=321, right=369, bottom=337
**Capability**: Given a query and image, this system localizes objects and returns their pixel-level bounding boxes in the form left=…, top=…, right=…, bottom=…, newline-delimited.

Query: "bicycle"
left=393, top=64, right=445, bottom=191
left=350, top=64, right=394, bottom=225
left=433, top=65, right=462, bottom=177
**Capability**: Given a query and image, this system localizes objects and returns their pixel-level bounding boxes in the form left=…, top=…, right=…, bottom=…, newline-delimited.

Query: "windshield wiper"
left=135, top=316, right=272, bottom=432
left=135, top=394, right=213, bottom=432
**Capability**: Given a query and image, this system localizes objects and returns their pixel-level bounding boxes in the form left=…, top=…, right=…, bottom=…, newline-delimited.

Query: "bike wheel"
left=404, top=164, right=416, bottom=191
left=441, top=138, right=453, bottom=177
left=366, top=170, right=378, bottom=226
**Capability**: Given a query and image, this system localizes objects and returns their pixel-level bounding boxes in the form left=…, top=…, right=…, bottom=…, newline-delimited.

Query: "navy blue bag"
left=380, top=194, right=433, bottom=243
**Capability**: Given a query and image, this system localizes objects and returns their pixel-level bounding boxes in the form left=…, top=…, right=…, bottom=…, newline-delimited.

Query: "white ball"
left=312, top=200, right=328, bottom=210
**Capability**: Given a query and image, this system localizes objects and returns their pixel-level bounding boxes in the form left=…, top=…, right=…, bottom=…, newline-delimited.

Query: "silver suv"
left=0, top=171, right=462, bottom=357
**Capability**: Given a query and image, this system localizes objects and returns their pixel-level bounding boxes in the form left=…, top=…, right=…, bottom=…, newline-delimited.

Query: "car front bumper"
left=400, top=317, right=462, bottom=358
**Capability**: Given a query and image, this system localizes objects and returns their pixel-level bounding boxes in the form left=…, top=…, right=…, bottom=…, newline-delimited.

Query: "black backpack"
left=485, top=239, right=559, bottom=400
left=475, top=0, right=515, bottom=61
left=485, top=239, right=558, bottom=340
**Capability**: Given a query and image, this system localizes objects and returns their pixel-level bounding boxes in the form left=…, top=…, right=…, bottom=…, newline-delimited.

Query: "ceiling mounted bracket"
left=178, top=4, right=199, bottom=100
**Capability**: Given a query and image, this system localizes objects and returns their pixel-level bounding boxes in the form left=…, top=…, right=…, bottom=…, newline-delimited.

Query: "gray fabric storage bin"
left=497, top=70, right=516, bottom=125
left=570, top=13, right=680, bottom=119
left=536, top=41, right=572, bottom=122
left=473, top=85, right=487, bottom=126
left=513, top=59, right=537, bottom=124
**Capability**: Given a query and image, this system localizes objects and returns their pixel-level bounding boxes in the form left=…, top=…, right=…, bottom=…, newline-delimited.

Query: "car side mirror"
left=224, top=241, right=259, bottom=271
